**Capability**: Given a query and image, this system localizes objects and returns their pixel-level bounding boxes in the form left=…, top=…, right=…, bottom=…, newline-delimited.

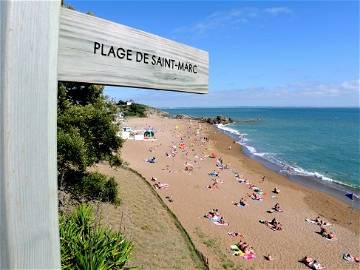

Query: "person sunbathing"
left=343, top=253, right=360, bottom=263
left=151, top=177, right=157, bottom=182
left=249, top=192, right=263, bottom=200
left=274, top=222, right=283, bottom=231
left=234, top=198, right=248, bottom=207
left=302, top=256, right=314, bottom=264
left=207, top=182, right=218, bottom=189
left=319, top=219, right=331, bottom=226
left=209, top=170, right=219, bottom=177
left=147, top=157, right=156, bottom=163
left=153, top=182, right=169, bottom=189
left=270, top=218, right=278, bottom=226
left=218, top=217, right=226, bottom=224
left=269, top=203, right=283, bottom=213
left=265, top=254, right=274, bottom=261
left=301, top=256, right=325, bottom=270
left=273, top=187, right=280, bottom=194
left=236, top=240, right=249, bottom=251
left=320, top=226, right=336, bottom=240
left=227, top=232, right=242, bottom=238
left=238, top=178, right=248, bottom=184
left=243, top=246, right=254, bottom=254
left=311, top=260, right=326, bottom=270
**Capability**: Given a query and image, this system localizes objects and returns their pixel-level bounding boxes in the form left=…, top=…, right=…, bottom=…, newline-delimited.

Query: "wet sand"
left=121, top=114, right=360, bottom=270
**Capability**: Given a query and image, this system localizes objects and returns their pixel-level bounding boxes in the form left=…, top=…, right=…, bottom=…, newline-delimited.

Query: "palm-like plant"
left=60, top=205, right=133, bottom=270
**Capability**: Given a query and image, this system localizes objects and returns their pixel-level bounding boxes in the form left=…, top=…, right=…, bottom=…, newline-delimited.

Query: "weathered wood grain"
left=58, top=8, right=208, bottom=93
left=0, top=1, right=61, bottom=268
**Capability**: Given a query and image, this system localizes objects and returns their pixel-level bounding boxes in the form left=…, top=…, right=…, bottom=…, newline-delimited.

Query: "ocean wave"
left=216, top=123, right=360, bottom=197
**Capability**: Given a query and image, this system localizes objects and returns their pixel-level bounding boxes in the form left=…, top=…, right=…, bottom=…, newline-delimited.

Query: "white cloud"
left=173, top=6, right=292, bottom=34
left=264, top=7, right=292, bottom=16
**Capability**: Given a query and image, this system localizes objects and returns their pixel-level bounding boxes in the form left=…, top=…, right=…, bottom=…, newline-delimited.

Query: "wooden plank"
left=58, top=7, right=208, bottom=93
left=0, top=1, right=61, bottom=268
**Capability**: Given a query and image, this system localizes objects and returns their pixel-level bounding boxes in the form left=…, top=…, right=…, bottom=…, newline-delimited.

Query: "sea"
left=164, top=107, right=360, bottom=207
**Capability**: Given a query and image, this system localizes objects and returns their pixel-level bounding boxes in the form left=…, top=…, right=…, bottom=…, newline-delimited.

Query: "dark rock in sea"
left=200, top=115, right=233, bottom=125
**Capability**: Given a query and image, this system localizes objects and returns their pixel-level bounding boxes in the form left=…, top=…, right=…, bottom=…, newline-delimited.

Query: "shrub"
left=75, top=172, right=120, bottom=204
left=60, top=205, right=133, bottom=270
left=104, top=177, right=119, bottom=204
left=117, top=101, right=147, bottom=118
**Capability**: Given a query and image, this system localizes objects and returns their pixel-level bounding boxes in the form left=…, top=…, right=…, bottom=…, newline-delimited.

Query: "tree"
left=57, top=82, right=122, bottom=202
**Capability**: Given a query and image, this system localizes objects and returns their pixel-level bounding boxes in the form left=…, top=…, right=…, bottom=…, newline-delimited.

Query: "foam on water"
left=167, top=108, right=360, bottom=206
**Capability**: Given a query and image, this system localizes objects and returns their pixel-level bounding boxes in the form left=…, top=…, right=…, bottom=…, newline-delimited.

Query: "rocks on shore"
left=174, top=114, right=233, bottom=125
left=201, top=115, right=234, bottom=125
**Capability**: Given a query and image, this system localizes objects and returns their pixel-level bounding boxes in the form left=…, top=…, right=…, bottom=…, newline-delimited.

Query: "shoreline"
left=121, top=113, right=360, bottom=269
left=214, top=123, right=360, bottom=210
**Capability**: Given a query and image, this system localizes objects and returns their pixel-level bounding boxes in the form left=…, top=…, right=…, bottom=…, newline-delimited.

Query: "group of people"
left=144, top=120, right=359, bottom=268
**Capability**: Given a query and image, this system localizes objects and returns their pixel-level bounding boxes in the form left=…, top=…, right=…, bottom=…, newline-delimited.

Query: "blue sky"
left=67, top=1, right=359, bottom=108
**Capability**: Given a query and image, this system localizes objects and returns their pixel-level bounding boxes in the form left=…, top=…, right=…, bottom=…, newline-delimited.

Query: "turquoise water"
left=165, top=108, right=360, bottom=190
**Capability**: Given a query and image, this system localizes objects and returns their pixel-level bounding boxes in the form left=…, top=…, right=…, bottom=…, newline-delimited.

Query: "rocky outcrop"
left=201, top=115, right=233, bottom=125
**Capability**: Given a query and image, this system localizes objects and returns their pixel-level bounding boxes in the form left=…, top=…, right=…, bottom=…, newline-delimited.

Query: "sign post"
left=0, top=3, right=208, bottom=269
left=0, top=1, right=61, bottom=268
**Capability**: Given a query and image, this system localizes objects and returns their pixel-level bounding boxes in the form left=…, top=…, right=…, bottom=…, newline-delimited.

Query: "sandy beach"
left=121, top=113, right=360, bottom=270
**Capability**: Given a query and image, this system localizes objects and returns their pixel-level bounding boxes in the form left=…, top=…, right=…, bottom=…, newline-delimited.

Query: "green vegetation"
left=57, top=82, right=122, bottom=203
left=74, top=172, right=120, bottom=205
left=117, top=100, right=147, bottom=117
left=60, top=205, right=133, bottom=270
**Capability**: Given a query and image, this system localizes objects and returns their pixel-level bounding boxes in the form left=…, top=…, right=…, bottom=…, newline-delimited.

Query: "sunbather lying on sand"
left=227, top=232, right=243, bottom=238
left=319, top=227, right=337, bottom=240
left=251, top=186, right=263, bottom=194
left=235, top=240, right=255, bottom=254
left=151, top=177, right=157, bottom=182
left=248, top=192, right=263, bottom=201
left=146, top=157, right=156, bottom=163
left=273, top=187, right=280, bottom=194
left=268, top=203, right=283, bottom=213
left=204, top=210, right=229, bottom=225
left=237, top=177, right=248, bottom=184
left=207, top=182, right=218, bottom=189
left=260, top=218, right=283, bottom=231
left=301, top=256, right=326, bottom=270
left=305, top=216, right=332, bottom=226
left=343, top=253, right=360, bottom=263
left=209, top=170, right=219, bottom=177
left=153, top=182, right=169, bottom=189
left=234, top=198, right=248, bottom=207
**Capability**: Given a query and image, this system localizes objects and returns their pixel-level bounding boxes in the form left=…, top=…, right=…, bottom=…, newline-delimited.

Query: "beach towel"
left=242, top=252, right=256, bottom=260
left=230, top=245, right=244, bottom=256
left=305, top=218, right=332, bottom=226
left=213, top=221, right=229, bottom=226
left=305, top=218, right=317, bottom=224
left=209, top=215, right=221, bottom=222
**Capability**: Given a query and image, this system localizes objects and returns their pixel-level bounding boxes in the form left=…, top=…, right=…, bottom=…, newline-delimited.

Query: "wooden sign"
left=58, top=8, right=209, bottom=93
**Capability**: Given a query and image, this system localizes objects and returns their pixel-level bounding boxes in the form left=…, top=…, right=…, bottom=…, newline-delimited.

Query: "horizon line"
left=157, top=105, right=360, bottom=109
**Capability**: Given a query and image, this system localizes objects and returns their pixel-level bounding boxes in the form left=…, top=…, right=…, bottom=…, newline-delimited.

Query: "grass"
left=194, top=227, right=246, bottom=270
